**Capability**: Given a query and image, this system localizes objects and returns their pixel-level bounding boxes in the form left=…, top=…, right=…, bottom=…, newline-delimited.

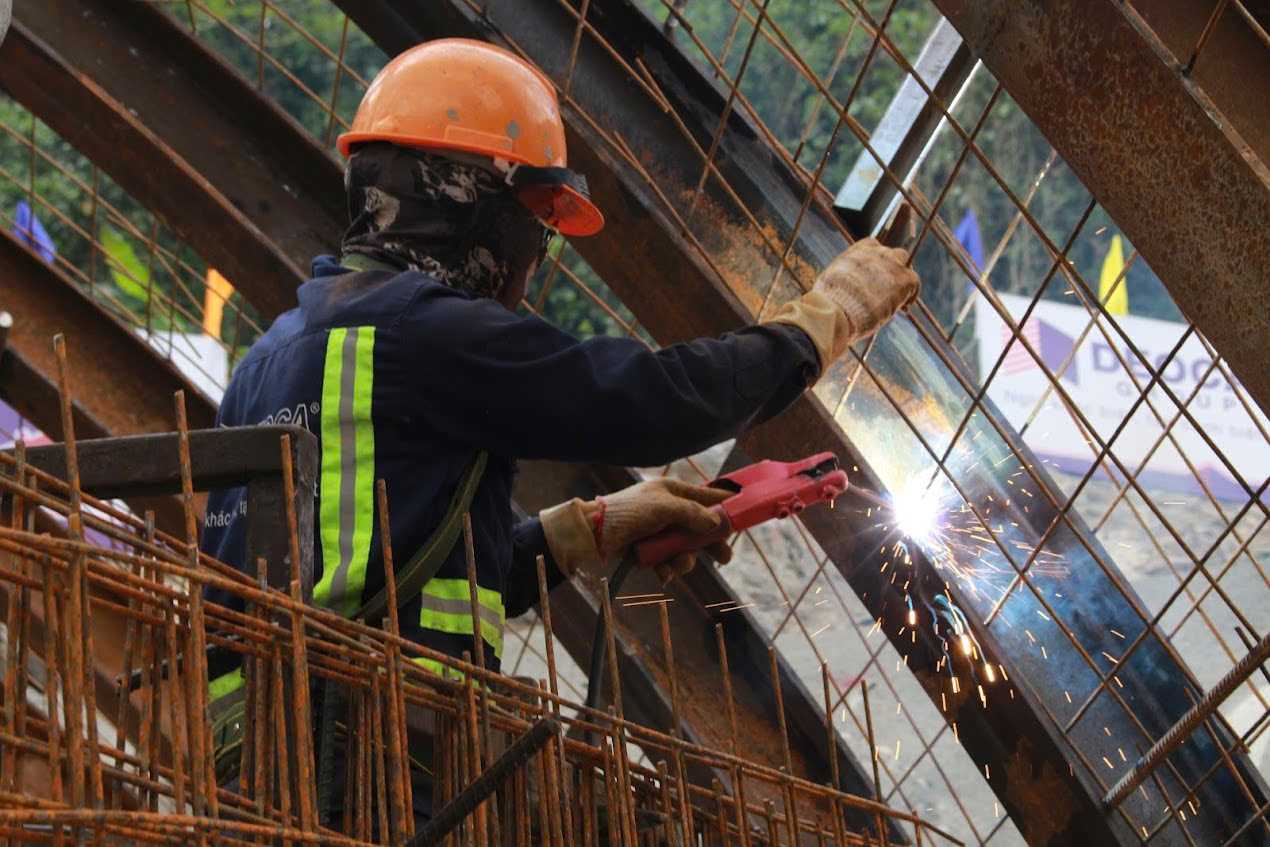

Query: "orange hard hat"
left=338, top=38, right=604, bottom=237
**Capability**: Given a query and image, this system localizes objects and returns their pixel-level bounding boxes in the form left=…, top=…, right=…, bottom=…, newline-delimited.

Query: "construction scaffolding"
left=0, top=0, right=1265, bottom=844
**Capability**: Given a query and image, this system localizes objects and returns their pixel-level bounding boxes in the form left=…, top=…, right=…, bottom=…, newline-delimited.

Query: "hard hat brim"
left=338, top=130, right=523, bottom=162
left=515, top=183, right=605, bottom=237
left=551, top=184, right=605, bottom=236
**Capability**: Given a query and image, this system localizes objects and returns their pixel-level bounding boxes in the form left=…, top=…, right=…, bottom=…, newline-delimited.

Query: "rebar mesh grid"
left=23, top=1, right=1270, bottom=843
left=0, top=345, right=949, bottom=845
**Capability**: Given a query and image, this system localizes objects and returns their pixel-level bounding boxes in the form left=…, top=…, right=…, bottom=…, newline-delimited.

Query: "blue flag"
left=14, top=200, right=56, bottom=264
left=954, top=208, right=984, bottom=274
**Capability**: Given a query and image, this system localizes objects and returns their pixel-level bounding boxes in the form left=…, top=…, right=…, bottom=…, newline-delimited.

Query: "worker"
left=200, top=37, right=917, bottom=792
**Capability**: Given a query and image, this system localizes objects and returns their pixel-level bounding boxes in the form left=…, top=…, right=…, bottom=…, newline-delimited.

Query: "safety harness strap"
left=353, top=449, right=488, bottom=625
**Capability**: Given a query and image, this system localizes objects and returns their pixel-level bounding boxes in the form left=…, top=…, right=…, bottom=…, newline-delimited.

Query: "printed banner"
left=976, top=292, right=1268, bottom=502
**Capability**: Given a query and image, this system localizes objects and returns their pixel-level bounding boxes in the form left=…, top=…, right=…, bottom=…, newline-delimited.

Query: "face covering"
left=341, top=143, right=548, bottom=300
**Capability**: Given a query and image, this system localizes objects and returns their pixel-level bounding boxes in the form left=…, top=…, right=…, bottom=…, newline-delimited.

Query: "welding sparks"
left=890, top=481, right=942, bottom=545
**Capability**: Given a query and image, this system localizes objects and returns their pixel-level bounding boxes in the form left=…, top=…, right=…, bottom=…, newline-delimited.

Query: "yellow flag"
left=1098, top=234, right=1128, bottom=316
left=203, top=268, right=235, bottom=337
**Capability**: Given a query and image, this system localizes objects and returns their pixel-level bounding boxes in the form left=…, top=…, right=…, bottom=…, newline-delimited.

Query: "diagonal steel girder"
left=5, top=0, right=886, bottom=818
left=0, top=228, right=214, bottom=533
left=930, top=0, right=1270, bottom=416
left=343, top=0, right=1268, bottom=842
left=1, top=0, right=347, bottom=321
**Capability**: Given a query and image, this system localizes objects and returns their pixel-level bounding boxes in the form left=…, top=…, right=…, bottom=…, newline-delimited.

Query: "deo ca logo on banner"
left=975, top=292, right=1267, bottom=502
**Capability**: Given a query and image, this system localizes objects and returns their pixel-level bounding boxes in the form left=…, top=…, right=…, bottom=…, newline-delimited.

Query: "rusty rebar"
left=1103, top=631, right=1270, bottom=809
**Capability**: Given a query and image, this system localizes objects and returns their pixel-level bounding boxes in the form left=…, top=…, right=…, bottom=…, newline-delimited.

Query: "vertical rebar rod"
left=370, top=670, right=389, bottom=843
left=251, top=559, right=270, bottom=825
left=714, top=624, right=739, bottom=756
left=821, top=663, right=841, bottom=793
left=39, top=553, right=65, bottom=845
left=271, top=644, right=292, bottom=841
left=768, top=646, right=793, bottom=776
left=278, top=436, right=316, bottom=832
left=658, top=602, right=681, bottom=738
left=376, top=480, right=411, bottom=839
left=174, top=392, right=212, bottom=827
left=861, top=681, right=886, bottom=846
left=1, top=451, right=25, bottom=807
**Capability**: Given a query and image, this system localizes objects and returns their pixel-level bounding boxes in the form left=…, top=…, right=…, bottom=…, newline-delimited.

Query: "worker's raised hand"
left=539, top=478, right=733, bottom=584
left=814, top=237, right=920, bottom=338
left=764, top=237, right=920, bottom=374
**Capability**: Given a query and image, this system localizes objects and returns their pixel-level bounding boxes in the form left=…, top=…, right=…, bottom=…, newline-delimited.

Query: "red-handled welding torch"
left=585, top=452, right=850, bottom=714
left=633, top=451, right=849, bottom=567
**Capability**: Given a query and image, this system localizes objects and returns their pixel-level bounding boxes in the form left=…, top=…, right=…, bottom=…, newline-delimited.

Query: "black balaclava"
left=341, top=143, right=548, bottom=300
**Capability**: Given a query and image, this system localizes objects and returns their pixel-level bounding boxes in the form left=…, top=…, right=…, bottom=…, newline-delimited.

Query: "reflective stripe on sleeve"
left=418, top=577, right=504, bottom=659
left=313, top=326, right=377, bottom=618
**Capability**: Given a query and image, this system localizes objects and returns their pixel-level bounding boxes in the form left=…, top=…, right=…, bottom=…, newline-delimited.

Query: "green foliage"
left=99, top=225, right=151, bottom=303
left=176, top=0, right=388, bottom=151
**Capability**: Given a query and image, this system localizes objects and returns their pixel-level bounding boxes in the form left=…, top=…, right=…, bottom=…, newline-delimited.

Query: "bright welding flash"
left=891, top=482, right=940, bottom=544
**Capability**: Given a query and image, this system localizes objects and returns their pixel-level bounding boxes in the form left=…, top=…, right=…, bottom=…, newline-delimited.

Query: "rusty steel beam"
left=0, top=0, right=870, bottom=806
left=0, top=230, right=215, bottom=436
left=341, top=1, right=1267, bottom=842
left=1123, top=0, right=1270, bottom=174
left=929, top=0, right=1270, bottom=416
left=0, top=229, right=214, bottom=532
left=2, top=0, right=348, bottom=320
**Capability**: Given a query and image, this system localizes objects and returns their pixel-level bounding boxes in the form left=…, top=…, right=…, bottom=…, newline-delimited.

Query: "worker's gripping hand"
left=539, top=478, right=733, bottom=584
left=766, top=237, right=920, bottom=371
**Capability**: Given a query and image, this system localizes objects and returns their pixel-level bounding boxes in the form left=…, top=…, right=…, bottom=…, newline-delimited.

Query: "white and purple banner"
left=976, top=292, right=1268, bottom=502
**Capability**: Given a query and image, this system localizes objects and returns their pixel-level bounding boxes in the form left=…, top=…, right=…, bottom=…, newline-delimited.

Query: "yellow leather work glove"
left=539, top=478, right=734, bottom=585
left=766, top=236, right=920, bottom=372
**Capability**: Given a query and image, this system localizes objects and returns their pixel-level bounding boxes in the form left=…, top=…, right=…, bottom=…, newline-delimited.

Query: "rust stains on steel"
left=930, top=0, right=1270, bottom=414
left=336, top=2, right=1265, bottom=842
left=1127, top=0, right=1270, bottom=163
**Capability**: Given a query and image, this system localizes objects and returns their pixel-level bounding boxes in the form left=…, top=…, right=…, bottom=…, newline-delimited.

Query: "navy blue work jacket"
left=202, top=256, right=819, bottom=673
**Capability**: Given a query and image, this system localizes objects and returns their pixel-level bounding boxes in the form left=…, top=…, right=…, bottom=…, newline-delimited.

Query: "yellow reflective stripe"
left=412, top=655, right=464, bottom=680
left=419, top=578, right=504, bottom=658
left=314, top=328, right=346, bottom=611
left=422, top=577, right=503, bottom=617
left=345, top=327, right=377, bottom=614
left=417, top=608, right=504, bottom=659
left=313, top=326, right=376, bottom=618
left=208, top=667, right=243, bottom=701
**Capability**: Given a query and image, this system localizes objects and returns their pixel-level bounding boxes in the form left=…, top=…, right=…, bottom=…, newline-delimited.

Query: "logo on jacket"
left=261, top=402, right=317, bottom=431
